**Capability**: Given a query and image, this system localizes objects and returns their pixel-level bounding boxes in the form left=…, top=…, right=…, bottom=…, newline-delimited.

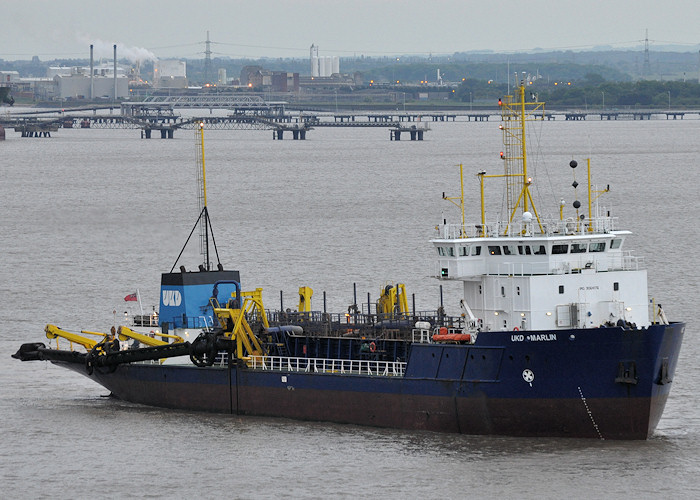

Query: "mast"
left=498, top=78, right=545, bottom=233
left=443, top=164, right=467, bottom=238
left=195, top=122, right=210, bottom=270
left=170, top=122, right=222, bottom=273
left=585, top=157, right=610, bottom=232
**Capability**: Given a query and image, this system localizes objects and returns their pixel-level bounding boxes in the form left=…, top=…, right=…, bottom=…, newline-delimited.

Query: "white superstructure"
left=433, top=83, right=653, bottom=333
left=433, top=219, right=648, bottom=331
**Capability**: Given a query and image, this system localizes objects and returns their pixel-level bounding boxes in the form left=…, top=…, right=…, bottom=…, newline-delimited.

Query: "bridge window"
left=610, top=239, right=622, bottom=249
left=503, top=245, right=516, bottom=255
left=552, top=244, right=569, bottom=254
left=447, top=246, right=455, bottom=256
left=488, top=246, right=502, bottom=255
left=589, top=242, right=606, bottom=252
left=472, top=246, right=482, bottom=256
left=438, top=247, right=446, bottom=256
left=571, top=243, right=587, bottom=253
left=533, top=245, right=547, bottom=255
left=518, top=245, right=532, bottom=255
left=459, top=246, right=469, bottom=256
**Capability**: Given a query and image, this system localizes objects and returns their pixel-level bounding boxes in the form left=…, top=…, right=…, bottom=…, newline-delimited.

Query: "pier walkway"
left=2, top=100, right=699, bottom=140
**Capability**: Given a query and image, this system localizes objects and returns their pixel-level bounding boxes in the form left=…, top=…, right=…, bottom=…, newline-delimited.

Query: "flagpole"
left=137, top=289, right=144, bottom=316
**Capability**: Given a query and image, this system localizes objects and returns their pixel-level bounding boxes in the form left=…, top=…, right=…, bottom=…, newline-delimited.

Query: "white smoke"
left=77, top=34, right=157, bottom=62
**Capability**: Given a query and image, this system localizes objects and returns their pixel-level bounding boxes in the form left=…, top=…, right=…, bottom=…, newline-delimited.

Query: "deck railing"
left=260, top=309, right=463, bottom=336
left=437, top=216, right=618, bottom=239
left=248, top=355, right=406, bottom=377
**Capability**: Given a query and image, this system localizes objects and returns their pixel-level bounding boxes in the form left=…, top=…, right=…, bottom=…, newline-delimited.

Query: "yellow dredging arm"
left=117, top=326, right=184, bottom=347
left=45, top=324, right=102, bottom=351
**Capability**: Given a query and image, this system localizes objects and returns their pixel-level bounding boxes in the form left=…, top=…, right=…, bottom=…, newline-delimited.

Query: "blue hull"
left=55, top=322, right=684, bottom=439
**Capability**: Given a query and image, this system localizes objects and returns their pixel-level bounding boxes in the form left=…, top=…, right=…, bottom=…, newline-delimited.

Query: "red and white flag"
left=124, top=292, right=138, bottom=302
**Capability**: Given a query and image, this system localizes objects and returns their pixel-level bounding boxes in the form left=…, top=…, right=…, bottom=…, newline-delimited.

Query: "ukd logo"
left=162, top=290, right=182, bottom=306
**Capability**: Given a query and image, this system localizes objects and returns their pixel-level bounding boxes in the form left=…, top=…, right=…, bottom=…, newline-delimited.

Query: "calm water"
left=1, top=115, right=699, bottom=498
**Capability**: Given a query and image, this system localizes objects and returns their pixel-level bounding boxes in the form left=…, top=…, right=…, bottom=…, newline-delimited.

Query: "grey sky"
left=3, top=0, right=699, bottom=61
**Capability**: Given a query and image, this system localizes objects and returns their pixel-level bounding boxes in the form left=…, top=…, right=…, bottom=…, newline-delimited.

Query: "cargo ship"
left=14, top=84, right=685, bottom=439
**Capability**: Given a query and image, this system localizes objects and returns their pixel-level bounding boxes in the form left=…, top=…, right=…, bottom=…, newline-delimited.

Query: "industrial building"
left=310, top=44, right=340, bottom=77
left=240, top=66, right=299, bottom=92
left=53, top=66, right=129, bottom=99
left=154, top=60, right=187, bottom=88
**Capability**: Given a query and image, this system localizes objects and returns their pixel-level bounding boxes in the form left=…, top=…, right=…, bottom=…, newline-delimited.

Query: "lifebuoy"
left=369, top=341, right=377, bottom=353
left=513, top=327, right=519, bottom=331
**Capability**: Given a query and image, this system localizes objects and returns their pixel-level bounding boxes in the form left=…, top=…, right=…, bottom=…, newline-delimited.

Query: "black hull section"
left=55, top=361, right=660, bottom=439
left=28, top=323, right=685, bottom=439
left=38, top=322, right=684, bottom=440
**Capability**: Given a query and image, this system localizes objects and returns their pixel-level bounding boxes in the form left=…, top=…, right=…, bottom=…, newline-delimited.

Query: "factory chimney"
left=113, top=44, right=117, bottom=100
left=90, top=44, right=94, bottom=100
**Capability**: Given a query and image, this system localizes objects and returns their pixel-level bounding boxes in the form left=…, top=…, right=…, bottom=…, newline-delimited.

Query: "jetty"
left=2, top=96, right=699, bottom=141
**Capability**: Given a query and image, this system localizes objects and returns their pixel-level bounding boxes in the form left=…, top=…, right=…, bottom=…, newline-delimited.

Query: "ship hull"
left=51, top=322, right=684, bottom=439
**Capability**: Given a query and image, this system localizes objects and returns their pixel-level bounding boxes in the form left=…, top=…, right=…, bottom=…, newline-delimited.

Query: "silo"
left=310, top=44, right=319, bottom=77
left=332, top=56, right=340, bottom=75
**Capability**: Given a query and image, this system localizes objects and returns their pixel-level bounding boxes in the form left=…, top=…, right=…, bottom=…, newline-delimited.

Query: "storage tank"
left=332, top=56, right=340, bottom=75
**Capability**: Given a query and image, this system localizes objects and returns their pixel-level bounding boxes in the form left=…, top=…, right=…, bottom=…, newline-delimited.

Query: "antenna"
left=643, top=29, right=651, bottom=78
left=204, top=30, right=212, bottom=83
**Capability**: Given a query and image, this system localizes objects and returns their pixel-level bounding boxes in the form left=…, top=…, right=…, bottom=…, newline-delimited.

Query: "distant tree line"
left=536, top=78, right=700, bottom=108
left=4, top=54, right=700, bottom=108
left=454, top=75, right=700, bottom=108
left=362, top=62, right=629, bottom=87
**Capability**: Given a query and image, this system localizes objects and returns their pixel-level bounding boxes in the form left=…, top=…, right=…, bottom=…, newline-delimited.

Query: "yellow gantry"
left=212, top=289, right=268, bottom=360
left=376, top=283, right=409, bottom=318
left=298, top=286, right=313, bottom=313
left=238, top=288, right=269, bottom=329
